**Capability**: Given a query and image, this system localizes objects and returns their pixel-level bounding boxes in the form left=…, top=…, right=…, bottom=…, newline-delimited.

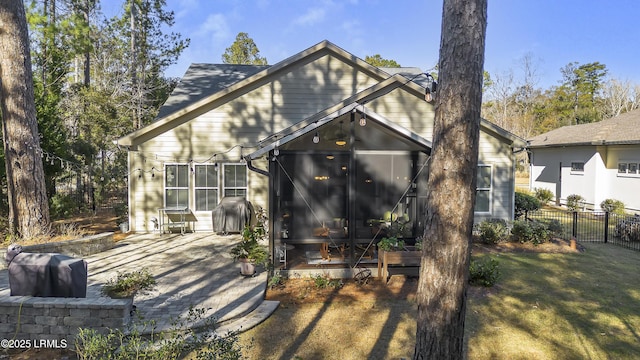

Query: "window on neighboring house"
left=165, top=164, right=189, bottom=208
left=618, top=163, right=628, bottom=174
left=571, top=162, right=585, bottom=172
left=474, top=165, right=492, bottom=213
left=195, top=164, right=219, bottom=211
left=618, top=162, right=639, bottom=176
left=223, top=164, right=248, bottom=197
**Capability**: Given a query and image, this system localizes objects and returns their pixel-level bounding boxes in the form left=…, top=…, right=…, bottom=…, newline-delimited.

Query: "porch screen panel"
left=277, top=153, right=348, bottom=240
left=355, top=152, right=416, bottom=239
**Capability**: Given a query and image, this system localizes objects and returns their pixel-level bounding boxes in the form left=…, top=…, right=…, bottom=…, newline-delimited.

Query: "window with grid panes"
left=195, top=164, right=219, bottom=210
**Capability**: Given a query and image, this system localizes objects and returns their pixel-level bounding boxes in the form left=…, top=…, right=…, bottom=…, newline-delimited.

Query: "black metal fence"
left=526, top=210, right=640, bottom=252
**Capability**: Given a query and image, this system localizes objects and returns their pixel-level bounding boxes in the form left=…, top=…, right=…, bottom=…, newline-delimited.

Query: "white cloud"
left=292, top=7, right=326, bottom=27
left=195, top=13, right=230, bottom=41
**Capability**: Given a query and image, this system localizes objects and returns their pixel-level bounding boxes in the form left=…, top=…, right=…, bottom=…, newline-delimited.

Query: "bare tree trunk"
left=413, top=0, right=487, bottom=359
left=0, top=0, right=51, bottom=238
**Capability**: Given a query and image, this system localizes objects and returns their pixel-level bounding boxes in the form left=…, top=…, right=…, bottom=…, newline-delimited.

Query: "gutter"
left=246, top=158, right=269, bottom=177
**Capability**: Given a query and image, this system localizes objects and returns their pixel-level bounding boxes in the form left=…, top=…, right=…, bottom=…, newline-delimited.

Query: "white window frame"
left=164, top=163, right=189, bottom=208
left=570, top=161, right=585, bottom=174
left=617, top=161, right=640, bottom=178
left=194, top=164, right=219, bottom=211
left=475, top=164, right=492, bottom=214
left=222, top=163, right=248, bottom=198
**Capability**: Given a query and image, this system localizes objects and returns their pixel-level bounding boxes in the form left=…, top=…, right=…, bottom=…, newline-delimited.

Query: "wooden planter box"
left=377, top=247, right=422, bottom=282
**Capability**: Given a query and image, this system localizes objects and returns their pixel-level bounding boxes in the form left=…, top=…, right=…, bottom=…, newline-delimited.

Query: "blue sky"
left=107, top=0, right=640, bottom=89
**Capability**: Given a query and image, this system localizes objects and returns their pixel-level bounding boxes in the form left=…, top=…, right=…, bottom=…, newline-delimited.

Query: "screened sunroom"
left=247, top=104, right=432, bottom=273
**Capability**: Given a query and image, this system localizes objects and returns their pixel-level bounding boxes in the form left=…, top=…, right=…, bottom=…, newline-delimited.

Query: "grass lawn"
left=238, top=243, right=640, bottom=359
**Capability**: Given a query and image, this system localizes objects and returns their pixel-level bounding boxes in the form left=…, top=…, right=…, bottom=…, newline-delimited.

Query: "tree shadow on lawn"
left=466, top=243, right=640, bottom=359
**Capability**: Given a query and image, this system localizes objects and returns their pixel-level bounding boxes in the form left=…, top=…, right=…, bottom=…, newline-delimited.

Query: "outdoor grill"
left=212, top=197, right=255, bottom=234
left=6, top=247, right=87, bottom=298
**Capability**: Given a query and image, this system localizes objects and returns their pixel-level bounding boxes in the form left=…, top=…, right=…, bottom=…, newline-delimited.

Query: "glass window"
left=165, top=164, right=188, bottom=208
left=571, top=162, right=585, bottom=172
left=195, top=164, right=218, bottom=211
left=618, top=163, right=628, bottom=174
left=223, top=164, right=247, bottom=198
left=475, top=165, right=492, bottom=213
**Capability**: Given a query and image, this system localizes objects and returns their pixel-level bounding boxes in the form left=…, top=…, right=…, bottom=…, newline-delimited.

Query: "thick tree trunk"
left=0, top=0, right=51, bottom=238
left=413, top=0, right=487, bottom=359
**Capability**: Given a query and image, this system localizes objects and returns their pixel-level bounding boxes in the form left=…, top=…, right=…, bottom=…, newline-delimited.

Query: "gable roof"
left=156, top=63, right=268, bottom=119
left=528, top=109, right=640, bottom=148
left=116, top=40, right=524, bottom=149
left=117, top=40, right=390, bottom=147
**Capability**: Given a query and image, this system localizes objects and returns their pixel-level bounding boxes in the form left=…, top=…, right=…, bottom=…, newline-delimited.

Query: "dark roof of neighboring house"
left=528, top=109, right=640, bottom=148
left=157, top=63, right=268, bottom=119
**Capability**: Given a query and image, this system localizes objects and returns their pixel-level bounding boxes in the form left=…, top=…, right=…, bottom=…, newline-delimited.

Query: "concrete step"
left=215, top=300, right=280, bottom=336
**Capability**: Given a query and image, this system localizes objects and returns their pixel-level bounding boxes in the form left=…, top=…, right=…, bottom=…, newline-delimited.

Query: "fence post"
left=604, top=212, right=609, bottom=243
left=572, top=211, right=578, bottom=239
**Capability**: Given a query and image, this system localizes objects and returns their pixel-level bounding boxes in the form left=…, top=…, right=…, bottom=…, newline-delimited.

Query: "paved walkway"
left=0, top=233, right=277, bottom=334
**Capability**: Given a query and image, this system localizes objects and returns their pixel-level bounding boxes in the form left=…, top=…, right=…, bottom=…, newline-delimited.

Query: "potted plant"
left=230, top=225, right=269, bottom=276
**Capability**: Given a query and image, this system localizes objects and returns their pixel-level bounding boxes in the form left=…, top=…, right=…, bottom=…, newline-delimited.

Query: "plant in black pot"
left=230, top=225, right=269, bottom=276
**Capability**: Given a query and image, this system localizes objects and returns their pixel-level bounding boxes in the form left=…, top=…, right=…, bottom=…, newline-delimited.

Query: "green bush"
left=511, top=220, right=551, bottom=245
left=614, top=217, right=640, bottom=242
left=538, top=218, right=565, bottom=238
left=311, top=274, right=343, bottom=289
left=101, top=268, right=156, bottom=299
left=566, top=194, right=585, bottom=211
left=50, top=193, right=83, bottom=219
left=534, top=188, right=554, bottom=204
left=515, top=191, right=541, bottom=219
left=75, top=307, right=248, bottom=360
left=600, top=199, right=625, bottom=214
left=469, top=257, right=500, bottom=287
left=477, top=219, right=509, bottom=244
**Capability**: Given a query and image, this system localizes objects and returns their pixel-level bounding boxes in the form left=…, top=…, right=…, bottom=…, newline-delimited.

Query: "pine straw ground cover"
left=237, top=240, right=640, bottom=360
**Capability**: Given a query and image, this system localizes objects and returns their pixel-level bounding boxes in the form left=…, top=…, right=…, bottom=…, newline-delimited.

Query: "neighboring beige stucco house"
left=116, top=40, right=524, bottom=272
left=528, top=109, right=640, bottom=213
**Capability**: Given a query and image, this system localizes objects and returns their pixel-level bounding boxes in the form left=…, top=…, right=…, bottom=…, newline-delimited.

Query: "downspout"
left=246, top=158, right=269, bottom=177
left=245, top=156, right=273, bottom=270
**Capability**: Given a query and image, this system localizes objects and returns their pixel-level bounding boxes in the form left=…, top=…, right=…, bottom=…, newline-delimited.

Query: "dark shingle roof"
left=156, top=63, right=269, bottom=119
left=156, top=64, right=434, bottom=120
left=528, top=109, right=640, bottom=148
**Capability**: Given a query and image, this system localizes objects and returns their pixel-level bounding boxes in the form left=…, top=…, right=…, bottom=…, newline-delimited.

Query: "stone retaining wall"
left=1, top=232, right=115, bottom=270
left=0, top=295, right=131, bottom=345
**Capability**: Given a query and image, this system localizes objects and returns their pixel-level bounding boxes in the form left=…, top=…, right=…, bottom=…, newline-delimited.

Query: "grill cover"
left=212, top=197, right=255, bottom=233
left=8, top=253, right=88, bottom=298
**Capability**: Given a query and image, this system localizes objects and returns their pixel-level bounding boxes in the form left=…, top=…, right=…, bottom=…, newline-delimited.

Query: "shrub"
left=469, top=257, right=500, bottom=287
left=50, top=193, right=83, bottom=219
left=101, top=268, right=156, bottom=299
left=600, top=199, right=625, bottom=214
left=477, top=219, right=509, bottom=244
left=268, top=271, right=285, bottom=289
left=311, top=274, right=343, bottom=289
left=75, top=307, right=248, bottom=360
left=538, top=218, right=565, bottom=238
left=566, top=194, right=585, bottom=211
left=534, top=188, right=554, bottom=204
left=511, top=220, right=551, bottom=245
left=515, top=191, right=541, bottom=219
left=614, top=217, right=640, bottom=242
